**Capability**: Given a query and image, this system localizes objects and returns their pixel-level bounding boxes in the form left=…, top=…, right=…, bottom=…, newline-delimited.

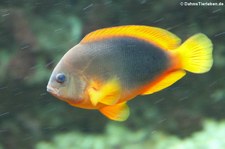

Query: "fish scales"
left=68, top=37, right=170, bottom=90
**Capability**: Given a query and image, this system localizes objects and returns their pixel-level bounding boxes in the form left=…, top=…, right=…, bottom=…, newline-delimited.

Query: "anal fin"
left=99, top=102, right=130, bottom=121
left=142, top=70, right=186, bottom=95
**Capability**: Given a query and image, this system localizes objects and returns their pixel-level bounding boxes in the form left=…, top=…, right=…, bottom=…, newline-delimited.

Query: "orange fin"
left=142, top=70, right=186, bottom=95
left=81, top=25, right=181, bottom=50
left=99, top=102, right=129, bottom=121
left=88, top=77, right=121, bottom=106
left=175, top=33, right=213, bottom=73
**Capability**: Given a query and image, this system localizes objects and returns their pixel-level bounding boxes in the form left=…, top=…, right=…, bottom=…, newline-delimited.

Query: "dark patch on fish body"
left=69, top=37, right=170, bottom=89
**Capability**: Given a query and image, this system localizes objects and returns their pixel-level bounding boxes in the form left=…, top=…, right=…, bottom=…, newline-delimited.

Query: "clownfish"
left=47, top=25, right=213, bottom=121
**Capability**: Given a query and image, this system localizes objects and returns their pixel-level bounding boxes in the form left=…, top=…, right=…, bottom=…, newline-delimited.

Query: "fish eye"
left=56, top=73, right=66, bottom=83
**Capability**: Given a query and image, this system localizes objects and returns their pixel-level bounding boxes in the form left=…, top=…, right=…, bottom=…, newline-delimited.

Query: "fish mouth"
left=47, top=86, right=59, bottom=96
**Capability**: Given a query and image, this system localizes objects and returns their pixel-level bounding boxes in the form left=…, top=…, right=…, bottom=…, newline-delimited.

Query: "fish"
left=47, top=25, right=213, bottom=121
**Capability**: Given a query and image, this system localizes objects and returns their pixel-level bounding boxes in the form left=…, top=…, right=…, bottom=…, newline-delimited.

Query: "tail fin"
left=176, top=33, right=213, bottom=73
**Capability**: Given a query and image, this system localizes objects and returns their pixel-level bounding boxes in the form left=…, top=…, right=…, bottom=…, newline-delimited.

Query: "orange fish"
left=47, top=25, right=213, bottom=121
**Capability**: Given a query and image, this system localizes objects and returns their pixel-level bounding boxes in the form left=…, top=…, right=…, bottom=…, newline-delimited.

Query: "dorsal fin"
left=81, top=25, right=181, bottom=50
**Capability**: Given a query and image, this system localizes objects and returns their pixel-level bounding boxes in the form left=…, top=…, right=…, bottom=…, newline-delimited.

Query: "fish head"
left=47, top=60, right=86, bottom=103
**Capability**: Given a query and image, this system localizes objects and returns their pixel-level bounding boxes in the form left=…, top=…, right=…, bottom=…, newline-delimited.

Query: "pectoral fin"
left=142, top=70, right=186, bottom=95
left=99, top=102, right=130, bottom=121
left=88, top=77, right=121, bottom=106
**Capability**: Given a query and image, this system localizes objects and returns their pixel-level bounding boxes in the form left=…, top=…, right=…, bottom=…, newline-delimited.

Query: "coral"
left=35, top=132, right=106, bottom=149
left=151, top=119, right=225, bottom=149
left=29, top=10, right=82, bottom=52
left=0, top=8, right=82, bottom=84
left=25, top=57, right=52, bottom=85
left=35, top=122, right=148, bottom=149
left=0, top=50, right=11, bottom=81
left=8, top=8, right=38, bottom=50
left=35, top=120, right=225, bottom=149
